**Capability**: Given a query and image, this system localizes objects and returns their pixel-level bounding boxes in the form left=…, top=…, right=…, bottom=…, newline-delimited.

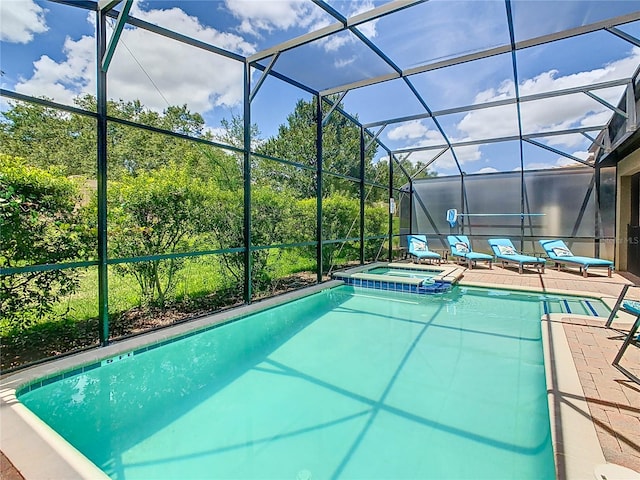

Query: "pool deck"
left=1, top=265, right=639, bottom=479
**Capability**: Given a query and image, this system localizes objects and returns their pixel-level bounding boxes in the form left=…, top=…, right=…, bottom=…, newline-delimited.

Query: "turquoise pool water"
left=19, top=285, right=559, bottom=479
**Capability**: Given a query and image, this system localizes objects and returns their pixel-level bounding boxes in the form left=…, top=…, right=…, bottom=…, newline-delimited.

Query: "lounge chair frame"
left=447, top=235, right=492, bottom=270
left=407, top=234, right=442, bottom=265
left=488, top=238, right=545, bottom=274
left=539, top=239, right=613, bottom=278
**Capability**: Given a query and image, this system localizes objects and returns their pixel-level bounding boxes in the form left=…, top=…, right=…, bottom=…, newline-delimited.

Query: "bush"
left=208, top=186, right=300, bottom=292
left=0, top=155, right=89, bottom=330
left=103, top=166, right=212, bottom=307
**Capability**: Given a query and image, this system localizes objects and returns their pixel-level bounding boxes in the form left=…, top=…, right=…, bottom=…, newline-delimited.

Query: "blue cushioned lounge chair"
left=447, top=235, right=492, bottom=269
left=407, top=234, right=442, bottom=264
left=539, top=239, right=613, bottom=278
left=488, top=238, right=545, bottom=274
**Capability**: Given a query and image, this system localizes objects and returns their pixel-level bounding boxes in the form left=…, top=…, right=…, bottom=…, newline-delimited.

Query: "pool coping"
left=0, top=279, right=627, bottom=480
left=331, top=261, right=465, bottom=285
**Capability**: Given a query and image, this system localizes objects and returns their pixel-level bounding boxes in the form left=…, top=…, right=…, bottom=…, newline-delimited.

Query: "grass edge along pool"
left=12, top=284, right=570, bottom=479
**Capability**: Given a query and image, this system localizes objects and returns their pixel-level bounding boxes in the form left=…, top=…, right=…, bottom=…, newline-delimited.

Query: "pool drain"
left=296, top=469, right=312, bottom=480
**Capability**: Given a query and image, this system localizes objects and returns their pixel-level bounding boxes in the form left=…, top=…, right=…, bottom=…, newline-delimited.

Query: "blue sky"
left=1, top=0, right=640, bottom=176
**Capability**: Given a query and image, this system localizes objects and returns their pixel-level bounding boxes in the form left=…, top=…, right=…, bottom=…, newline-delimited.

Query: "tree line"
left=1, top=94, right=433, bottom=331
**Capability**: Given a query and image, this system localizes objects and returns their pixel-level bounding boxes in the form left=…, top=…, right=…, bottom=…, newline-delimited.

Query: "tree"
left=256, top=97, right=377, bottom=199
left=207, top=186, right=301, bottom=292
left=0, top=100, right=96, bottom=176
left=0, top=155, right=89, bottom=330
left=0, top=96, right=241, bottom=185
left=100, top=165, right=213, bottom=307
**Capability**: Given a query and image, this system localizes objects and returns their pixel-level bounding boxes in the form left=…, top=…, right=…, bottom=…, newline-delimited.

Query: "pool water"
left=19, top=285, right=558, bottom=479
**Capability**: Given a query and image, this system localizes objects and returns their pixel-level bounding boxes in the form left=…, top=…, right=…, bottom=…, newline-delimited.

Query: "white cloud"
left=15, top=35, right=95, bottom=105
left=0, top=0, right=48, bottom=43
left=224, top=0, right=321, bottom=36
left=523, top=151, right=589, bottom=171
left=453, top=145, right=482, bottom=163
left=474, top=167, right=498, bottom=174
left=334, top=56, right=357, bottom=69
left=387, top=120, right=433, bottom=141
left=15, top=5, right=255, bottom=114
left=457, top=48, right=640, bottom=151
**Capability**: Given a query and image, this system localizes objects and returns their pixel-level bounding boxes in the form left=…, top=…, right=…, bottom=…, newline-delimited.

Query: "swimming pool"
left=16, top=285, right=561, bottom=479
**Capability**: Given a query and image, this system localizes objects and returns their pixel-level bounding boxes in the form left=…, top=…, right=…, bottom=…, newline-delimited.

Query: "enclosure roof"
left=2, top=0, right=640, bottom=176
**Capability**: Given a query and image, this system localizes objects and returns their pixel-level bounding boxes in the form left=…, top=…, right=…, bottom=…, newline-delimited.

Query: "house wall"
left=616, top=149, right=640, bottom=271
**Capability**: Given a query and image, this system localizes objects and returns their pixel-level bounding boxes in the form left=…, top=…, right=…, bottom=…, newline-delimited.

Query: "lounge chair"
left=407, top=234, right=442, bottom=264
left=447, top=235, right=492, bottom=269
left=488, top=238, right=545, bottom=274
left=538, top=239, right=613, bottom=278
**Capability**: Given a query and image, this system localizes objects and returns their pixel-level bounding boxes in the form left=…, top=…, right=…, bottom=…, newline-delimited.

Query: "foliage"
left=207, top=186, right=302, bottom=291
left=0, top=96, right=242, bottom=186
left=257, top=97, right=377, bottom=199
left=0, top=101, right=96, bottom=176
left=296, top=194, right=387, bottom=270
left=0, top=155, right=89, bottom=330
left=100, top=166, right=213, bottom=307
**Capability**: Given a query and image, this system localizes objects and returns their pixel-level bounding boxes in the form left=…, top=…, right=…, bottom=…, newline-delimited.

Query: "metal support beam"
left=96, top=9, right=109, bottom=346
left=584, top=90, right=628, bottom=118
left=525, top=139, right=593, bottom=167
left=391, top=125, right=607, bottom=155
left=98, top=0, right=121, bottom=11
left=363, top=78, right=629, bottom=129
left=388, top=151, right=394, bottom=261
left=243, top=61, right=252, bottom=303
left=505, top=0, right=526, bottom=245
left=626, top=81, right=637, bottom=132
left=322, top=91, right=348, bottom=127
left=249, top=52, right=280, bottom=103
left=411, top=148, right=448, bottom=178
left=321, top=11, right=640, bottom=97
left=581, top=131, right=607, bottom=150
left=101, top=0, right=132, bottom=73
left=316, top=95, right=324, bottom=282
left=391, top=153, right=412, bottom=181
left=365, top=124, right=386, bottom=151
left=359, top=126, right=366, bottom=264
left=606, top=26, right=640, bottom=48
left=249, top=0, right=426, bottom=63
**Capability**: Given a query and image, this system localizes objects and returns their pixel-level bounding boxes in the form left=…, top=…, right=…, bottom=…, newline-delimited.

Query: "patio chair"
left=446, top=235, right=492, bottom=269
left=488, top=238, right=545, bottom=274
left=407, top=234, right=442, bottom=264
left=538, top=239, right=613, bottom=278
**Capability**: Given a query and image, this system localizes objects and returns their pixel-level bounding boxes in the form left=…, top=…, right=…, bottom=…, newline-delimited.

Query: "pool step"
left=542, top=298, right=608, bottom=317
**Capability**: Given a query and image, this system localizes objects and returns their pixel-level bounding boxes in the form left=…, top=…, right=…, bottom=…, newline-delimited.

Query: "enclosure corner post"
left=359, top=126, right=365, bottom=265
left=316, top=94, right=323, bottom=282
left=243, top=60, right=252, bottom=303
left=96, top=9, right=109, bottom=346
left=388, top=151, right=394, bottom=261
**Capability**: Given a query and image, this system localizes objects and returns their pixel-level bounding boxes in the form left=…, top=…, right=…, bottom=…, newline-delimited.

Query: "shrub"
left=0, top=155, right=89, bottom=330
left=103, top=166, right=212, bottom=307
left=208, top=186, right=300, bottom=292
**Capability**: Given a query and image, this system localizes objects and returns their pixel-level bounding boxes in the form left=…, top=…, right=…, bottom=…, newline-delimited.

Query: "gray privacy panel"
left=404, top=167, right=613, bottom=258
